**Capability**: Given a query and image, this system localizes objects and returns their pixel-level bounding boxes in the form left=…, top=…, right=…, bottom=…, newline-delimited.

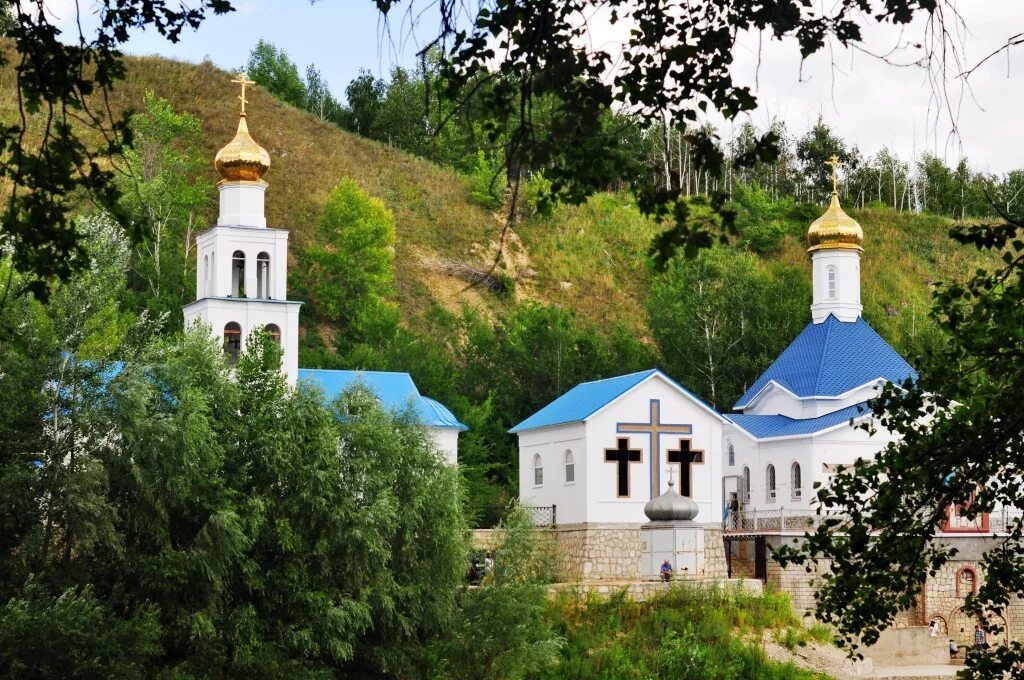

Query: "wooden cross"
left=604, top=438, right=642, bottom=498
left=617, top=399, right=692, bottom=499
left=231, top=73, right=256, bottom=115
left=666, top=439, right=704, bottom=498
left=826, top=154, right=844, bottom=193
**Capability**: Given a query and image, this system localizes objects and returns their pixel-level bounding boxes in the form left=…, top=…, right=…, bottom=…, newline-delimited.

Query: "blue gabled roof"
left=298, top=369, right=467, bottom=430
left=727, top=401, right=871, bottom=440
left=734, top=315, right=916, bottom=409
left=509, top=368, right=723, bottom=434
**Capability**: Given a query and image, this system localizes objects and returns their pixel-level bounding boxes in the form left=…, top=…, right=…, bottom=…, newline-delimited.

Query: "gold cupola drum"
left=214, top=74, right=271, bottom=183
left=806, top=155, right=863, bottom=252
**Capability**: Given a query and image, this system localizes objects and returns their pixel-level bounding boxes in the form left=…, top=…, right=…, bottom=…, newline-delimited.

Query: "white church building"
left=183, top=77, right=466, bottom=464
left=514, top=158, right=916, bottom=527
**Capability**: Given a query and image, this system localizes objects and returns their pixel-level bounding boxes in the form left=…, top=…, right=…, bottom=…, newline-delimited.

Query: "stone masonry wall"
left=470, top=525, right=643, bottom=581
left=703, top=527, right=728, bottom=579
left=553, top=524, right=643, bottom=581
left=766, top=558, right=829, bottom=618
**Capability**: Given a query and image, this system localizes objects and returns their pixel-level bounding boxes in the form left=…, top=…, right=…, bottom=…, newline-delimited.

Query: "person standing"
left=929, top=620, right=939, bottom=637
left=974, top=624, right=988, bottom=651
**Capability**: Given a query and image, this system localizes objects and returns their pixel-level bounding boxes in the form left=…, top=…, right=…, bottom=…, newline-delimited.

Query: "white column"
left=244, top=251, right=257, bottom=300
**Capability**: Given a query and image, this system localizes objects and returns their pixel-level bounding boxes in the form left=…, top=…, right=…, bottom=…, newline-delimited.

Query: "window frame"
left=533, top=453, right=543, bottom=487
left=564, top=450, right=575, bottom=485
left=766, top=464, right=777, bottom=503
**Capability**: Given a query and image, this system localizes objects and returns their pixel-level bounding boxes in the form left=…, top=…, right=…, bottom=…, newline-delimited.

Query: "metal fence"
left=990, top=508, right=1024, bottom=534
left=471, top=504, right=556, bottom=529
left=725, top=508, right=843, bottom=533
left=523, top=504, right=556, bottom=527
left=726, top=507, right=1024, bottom=535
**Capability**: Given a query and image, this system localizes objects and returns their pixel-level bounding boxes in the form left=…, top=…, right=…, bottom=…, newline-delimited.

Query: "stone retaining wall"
left=704, top=527, right=728, bottom=578
left=553, top=524, right=643, bottom=581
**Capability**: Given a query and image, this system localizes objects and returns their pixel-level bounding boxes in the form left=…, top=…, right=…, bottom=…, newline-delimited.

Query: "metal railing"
left=725, top=507, right=1024, bottom=536
left=523, top=504, right=556, bottom=527
left=989, top=508, right=1024, bottom=534
left=725, top=508, right=843, bottom=533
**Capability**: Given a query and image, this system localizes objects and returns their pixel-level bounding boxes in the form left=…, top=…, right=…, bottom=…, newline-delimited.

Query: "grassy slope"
left=0, top=52, right=998, bottom=351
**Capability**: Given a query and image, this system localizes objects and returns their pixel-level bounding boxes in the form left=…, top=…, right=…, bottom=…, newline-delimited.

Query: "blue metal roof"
left=734, top=315, right=916, bottom=409
left=297, top=369, right=467, bottom=430
left=509, top=368, right=723, bottom=434
left=726, top=401, right=871, bottom=439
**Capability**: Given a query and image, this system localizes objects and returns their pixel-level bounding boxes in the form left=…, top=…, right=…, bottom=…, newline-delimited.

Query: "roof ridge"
left=299, top=368, right=413, bottom=377
left=574, top=368, right=658, bottom=387
left=813, top=315, right=836, bottom=395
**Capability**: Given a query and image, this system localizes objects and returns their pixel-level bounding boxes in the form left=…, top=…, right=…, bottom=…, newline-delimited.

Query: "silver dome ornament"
left=643, top=479, right=699, bottom=522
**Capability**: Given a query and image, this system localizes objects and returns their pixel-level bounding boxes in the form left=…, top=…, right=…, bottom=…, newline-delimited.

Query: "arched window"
left=223, top=322, right=242, bottom=365
left=256, top=252, right=270, bottom=299
left=742, top=466, right=751, bottom=503
left=563, top=450, right=575, bottom=483
left=791, top=462, right=802, bottom=500
left=827, top=265, right=837, bottom=300
left=231, top=250, right=246, bottom=297
left=956, top=567, right=978, bottom=598
left=264, top=323, right=281, bottom=347
left=533, top=453, right=543, bottom=486
left=766, top=464, right=777, bottom=502
left=203, top=254, right=209, bottom=296
left=728, top=443, right=735, bottom=467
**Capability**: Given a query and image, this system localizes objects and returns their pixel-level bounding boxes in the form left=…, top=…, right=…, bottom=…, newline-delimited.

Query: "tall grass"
left=540, top=584, right=833, bottom=680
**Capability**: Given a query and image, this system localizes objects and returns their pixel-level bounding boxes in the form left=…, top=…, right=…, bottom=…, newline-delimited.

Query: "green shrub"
left=469, top=150, right=505, bottom=210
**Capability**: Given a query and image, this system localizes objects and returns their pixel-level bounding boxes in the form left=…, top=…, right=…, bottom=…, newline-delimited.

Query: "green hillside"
left=0, top=53, right=995, bottom=344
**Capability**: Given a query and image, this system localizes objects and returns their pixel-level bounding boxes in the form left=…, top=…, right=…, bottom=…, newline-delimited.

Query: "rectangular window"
left=565, top=464, right=575, bottom=484
left=534, top=467, right=543, bottom=486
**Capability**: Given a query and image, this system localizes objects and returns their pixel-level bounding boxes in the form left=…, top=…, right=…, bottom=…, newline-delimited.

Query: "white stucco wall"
left=726, top=413, right=901, bottom=515
left=517, top=424, right=587, bottom=524
left=429, top=427, right=460, bottom=466
left=218, top=180, right=268, bottom=228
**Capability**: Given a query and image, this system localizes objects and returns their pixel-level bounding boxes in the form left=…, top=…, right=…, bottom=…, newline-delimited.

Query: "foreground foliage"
left=0, top=220, right=467, bottom=676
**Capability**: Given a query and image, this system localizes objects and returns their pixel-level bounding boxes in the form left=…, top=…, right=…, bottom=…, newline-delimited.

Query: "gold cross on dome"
left=826, top=154, right=844, bottom=193
left=231, top=73, right=256, bottom=115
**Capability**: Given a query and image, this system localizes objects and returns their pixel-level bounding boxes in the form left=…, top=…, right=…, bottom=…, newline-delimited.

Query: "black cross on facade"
left=666, top=439, right=704, bottom=498
left=604, top=437, right=642, bottom=497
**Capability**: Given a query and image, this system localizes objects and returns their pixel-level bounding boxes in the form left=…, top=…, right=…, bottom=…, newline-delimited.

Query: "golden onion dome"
left=807, top=190, right=863, bottom=252
left=214, top=114, right=270, bottom=182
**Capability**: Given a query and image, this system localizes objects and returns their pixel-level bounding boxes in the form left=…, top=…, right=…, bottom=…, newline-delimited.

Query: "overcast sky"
left=46, top=1, right=1024, bottom=173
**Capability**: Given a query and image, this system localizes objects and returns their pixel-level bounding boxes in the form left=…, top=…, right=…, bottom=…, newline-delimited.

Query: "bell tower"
left=182, top=74, right=302, bottom=384
left=807, top=155, right=864, bottom=324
